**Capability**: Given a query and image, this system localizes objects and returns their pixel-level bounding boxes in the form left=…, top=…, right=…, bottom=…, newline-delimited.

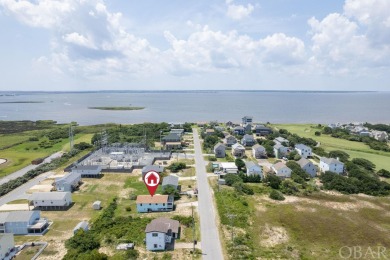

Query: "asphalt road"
left=193, top=128, right=224, bottom=260
left=0, top=151, right=62, bottom=186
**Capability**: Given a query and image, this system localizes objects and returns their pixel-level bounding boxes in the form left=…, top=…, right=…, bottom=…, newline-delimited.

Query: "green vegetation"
left=88, top=106, right=145, bottom=111
left=167, top=162, right=187, bottom=173
left=269, top=189, right=285, bottom=200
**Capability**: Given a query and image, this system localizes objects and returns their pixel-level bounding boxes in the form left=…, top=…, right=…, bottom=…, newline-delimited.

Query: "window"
left=163, top=203, right=165, bottom=206
left=152, top=233, right=158, bottom=237
left=154, top=244, right=158, bottom=248
left=149, top=203, right=151, bottom=205
left=140, top=203, right=142, bottom=206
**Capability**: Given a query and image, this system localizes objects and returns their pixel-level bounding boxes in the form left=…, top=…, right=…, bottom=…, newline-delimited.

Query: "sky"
left=0, top=0, right=390, bottom=91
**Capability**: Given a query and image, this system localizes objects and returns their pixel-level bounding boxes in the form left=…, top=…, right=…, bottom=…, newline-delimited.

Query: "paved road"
left=0, top=151, right=62, bottom=186
left=193, top=128, right=224, bottom=260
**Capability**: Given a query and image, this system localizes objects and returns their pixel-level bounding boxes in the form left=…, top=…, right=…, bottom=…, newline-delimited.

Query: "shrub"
left=125, top=206, right=132, bottom=212
left=314, top=131, right=321, bottom=136
left=167, top=162, right=186, bottom=172
left=208, top=156, right=217, bottom=161
left=352, top=158, right=376, bottom=171
left=263, top=174, right=282, bottom=189
left=281, top=180, right=299, bottom=195
left=378, top=169, right=390, bottom=178
left=224, top=173, right=242, bottom=186
left=269, top=190, right=285, bottom=201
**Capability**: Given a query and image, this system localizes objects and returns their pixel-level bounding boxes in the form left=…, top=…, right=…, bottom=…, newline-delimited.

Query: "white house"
left=294, top=144, right=312, bottom=159
left=320, top=157, right=344, bottom=174
left=214, top=143, right=226, bottom=158
left=231, top=143, right=246, bottom=158
left=145, top=217, right=180, bottom=251
left=54, top=172, right=81, bottom=192
left=297, top=158, right=317, bottom=177
left=242, top=116, right=253, bottom=125
left=252, top=144, right=266, bottom=159
left=273, top=143, right=289, bottom=159
left=271, top=162, right=292, bottom=178
left=71, top=165, right=101, bottom=178
left=0, top=211, right=48, bottom=235
left=223, top=135, right=237, bottom=147
left=220, top=162, right=238, bottom=174
left=372, top=130, right=389, bottom=142
left=30, top=192, right=72, bottom=210
left=0, top=234, right=15, bottom=260
left=274, top=137, right=289, bottom=146
left=73, top=221, right=89, bottom=235
left=245, top=161, right=262, bottom=178
left=136, top=195, right=174, bottom=213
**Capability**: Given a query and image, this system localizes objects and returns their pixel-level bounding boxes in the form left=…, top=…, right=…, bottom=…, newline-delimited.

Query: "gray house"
left=233, top=126, right=245, bottom=135
left=162, top=133, right=181, bottom=144
left=162, top=175, right=180, bottom=191
left=72, top=165, right=101, bottom=178
left=241, top=134, right=256, bottom=147
left=254, top=125, right=273, bottom=136
left=0, top=234, right=15, bottom=260
left=252, top=144, right=266, bottom=159
left=231, top=143, right=246, bottom=158
left=214, top=143, right=226, bottom=158
left=243, top=124, right=252, bottom=134
left=274, top=137, right=290, bottom=146
left=142, top=165, right=164, bottom=179
left=223, top=135, right=237, bottom=147
left=273, top=143, right=289, bottom=159
left=242, top=116, right=253, bottom=124
left=245, top=161, right=263, bottom=178
left=0, top=211, right=48, bottom=235
left=54, top=172, right=81, bottom=192
left=145, top=217, right=180, bottom=251
left=297, top=158, right=317, bottom=177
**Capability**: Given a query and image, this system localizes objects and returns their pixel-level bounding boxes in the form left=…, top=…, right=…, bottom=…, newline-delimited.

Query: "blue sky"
left=0, top=0, right=389, bottom=91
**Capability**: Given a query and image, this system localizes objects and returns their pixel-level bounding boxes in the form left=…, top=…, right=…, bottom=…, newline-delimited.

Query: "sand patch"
left=0, top=204, right=33, bottom=211
left=260, top=224, right=289, bottom=247
left=28, top=184, right=53, bottom=193
left=0, top=158, right=7, bottom=164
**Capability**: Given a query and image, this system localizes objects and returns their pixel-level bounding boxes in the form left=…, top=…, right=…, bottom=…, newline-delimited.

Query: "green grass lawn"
left=273, top=124, right=390, bottom=171
left=0, top=133, right=33, bottom=149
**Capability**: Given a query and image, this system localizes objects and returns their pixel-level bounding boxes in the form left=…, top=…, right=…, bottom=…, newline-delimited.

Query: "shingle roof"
left=232, top=143, right=245, bottom=150
left=252, top=144, right=265, bottom=150
left=145, top=217, right=179, bottom=233
left=273, top=143, right=284, bottom=149
left=321, top=157, right=343, bottom=165
left=272, top=162, right=289, bottom=171
left=55, top=172, right=80, bottom=184
left=30, top=192, right=70, bottom=201
left=142, top=165, right=164, bottom=173
left=295, top=144, right=310, bottom=150
left=162, top=133, right=181, bottom=141
left=245, top=161, right=260, bottom=169
left=136, top=195, right=169, bottom=204
left=162, top=175, right=179, bottom=187
left=243, top=134, right=254, bottom=140
left=0, top=211, right=38, bottom=223
left=297, top=158, right=311, bottom=168
left=214, top=143, right=226, bottom=150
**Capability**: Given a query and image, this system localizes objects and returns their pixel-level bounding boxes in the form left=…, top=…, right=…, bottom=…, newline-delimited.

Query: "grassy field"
left=273, top=124, right=390, bottom=171
left=0, top=133, right=93, bottom=177
left=214, top=181, right=390, bottom=260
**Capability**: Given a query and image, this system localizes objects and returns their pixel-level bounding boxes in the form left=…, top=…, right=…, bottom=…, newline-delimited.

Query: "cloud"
left=226, top=0, right=254, bottom=20
left=62, top=32, right=96, bottom=49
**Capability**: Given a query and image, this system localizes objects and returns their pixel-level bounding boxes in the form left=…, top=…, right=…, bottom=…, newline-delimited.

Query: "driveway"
left=193, top=128, right=224, bottom=260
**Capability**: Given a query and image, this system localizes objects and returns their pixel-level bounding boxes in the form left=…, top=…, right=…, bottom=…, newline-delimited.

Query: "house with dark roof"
left=162, top=175, right=180, bottom=191
left=145, top=217, right=180, bottom=251
left=162, top=133, right=182, bottom=149
left=254, top=125, right=273, bottom=136
left=241, top=134, right=256, bottom=147
left=233, top=126, right=245, bottom=136
left=214, top=143, right=226, bottom=158
left=245, top=161, right=263, bottom=178
left=54, top=172, right=81, bottom=192
left=320, top=157, right=344, bottom=174
left=252, top=144, right=266, bottom=159
left=223, top=135, right=237, bottom=147
left=142, top=165, right=164, bottom=179
left=271, top=162, right=292, bottom=178
left=136, top=195, right=174, bottom=213
left=0, top=211, right=48, bottom=235
left=297, top=158, right=317, bottom=177
left=243, top=124, right=252, bottom=134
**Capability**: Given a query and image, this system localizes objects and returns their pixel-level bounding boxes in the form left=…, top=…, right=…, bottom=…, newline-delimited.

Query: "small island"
left=88, top=106, right=145, bottom=111
left=0, top=101, right=44, bottom=104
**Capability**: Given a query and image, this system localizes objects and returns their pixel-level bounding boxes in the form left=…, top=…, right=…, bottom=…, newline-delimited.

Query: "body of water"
left=0, top=91, right=389, bottom=125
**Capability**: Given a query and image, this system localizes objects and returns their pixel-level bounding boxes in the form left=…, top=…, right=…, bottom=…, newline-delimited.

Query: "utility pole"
left=69, top=125, right=74, bottom=151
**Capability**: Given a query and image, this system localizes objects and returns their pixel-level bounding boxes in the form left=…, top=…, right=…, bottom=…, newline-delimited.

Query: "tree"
left=322, top=127, right=333, bottom=134
left=352, top=158, right=376, bottom=171
left=233, top=182, right=254, bottom=195
left=315, top=131, right=321, bottom=136
left=288, top=151, right=298, bottom=160
left=235, top=158, right=246, bottom=171
left=269, top=190, right=285, bottom=201
left=281, top=180, right=299, bottom=195
left=377, top=169, right=390, bottom=178
left=328, top=150, right=350, bottom=163
left=263, top=174, right=282, bottom=189
left=65, top=229, right=100, bottom=252
left=167, top=162, right=186, bottom=172
left=224, top=173, right=242, bottom=186
left=162, top=186, right=180, bottom=200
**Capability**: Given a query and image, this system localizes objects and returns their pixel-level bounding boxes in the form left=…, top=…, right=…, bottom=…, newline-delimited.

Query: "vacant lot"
left=273, top=124, right=390, bottom=171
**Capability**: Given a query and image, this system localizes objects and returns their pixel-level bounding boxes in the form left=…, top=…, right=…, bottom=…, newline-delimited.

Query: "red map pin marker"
left=144, top=170, right=160, bottom=197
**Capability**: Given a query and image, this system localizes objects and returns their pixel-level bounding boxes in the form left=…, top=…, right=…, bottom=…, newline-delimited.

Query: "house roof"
left=320, top=157, right=343, bottom=165
left=245, top=161, right=260, bottom=169
left=206, top=129, right=215, bottom=133
left=297, top=158, right=311, bottom=168
left=0, top=210, right=38, bottom=223
left=30, top=192, right=70, bottom=201
left=55, top=172, right=80, bottom=184
left=162, top=175, right=179, bottom=187
left=145, top=217, right=180, bottom=234
left=243, top=134, right=255, bottom=141
left=252, top=144, right=265, bottom=150
left=232, top=143, right=245, bottom=150
left=234, top=126, right=245, bottom=131
left=225, top=135, right=236, bottom=140
left=142, top=165, right=164, bottom=173
left=295, top=144, right=310, bottom=150
left=136, top=195, right=169, bottom=204
left=162, top=133, right=181, bottom=141
left=255, top=125, right=271, bottom=130
left=214, top=143, right=226, bottom=150
left=272, top=162, right=290, bottom=171
left=242, top=116, right=253, bottom=119
left=220, top=162, right=238, bottom=169
left=275, top=137, right=289, bottom=143
left=273, top=143, right=284, bottom=149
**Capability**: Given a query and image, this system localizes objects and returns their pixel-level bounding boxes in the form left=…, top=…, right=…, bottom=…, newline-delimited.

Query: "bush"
left=377, top=169, right=390, bottom=178
left=172, top=215, right=193, bottom=227
left=328, top=150, right=350, bottom=163
left=269, top=190, right=285, bottom=201
left=29, top=137, right=39, bottom=141
left=263, top=174, right=282, bottom=189
left=208, top=156, right=217, bottom=162
left=281, top=180, right=299, bottom=195
left=224, top=173, right=242, bottom=186
left=314, top=131, right=321, bottom=136
left=233, top=182, right=254, bottom=195
left=125, top=206, right=132, bottom=212
left=167, top=162, right=186, bottom=173
left=351, top=158, right=376, bottom=171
